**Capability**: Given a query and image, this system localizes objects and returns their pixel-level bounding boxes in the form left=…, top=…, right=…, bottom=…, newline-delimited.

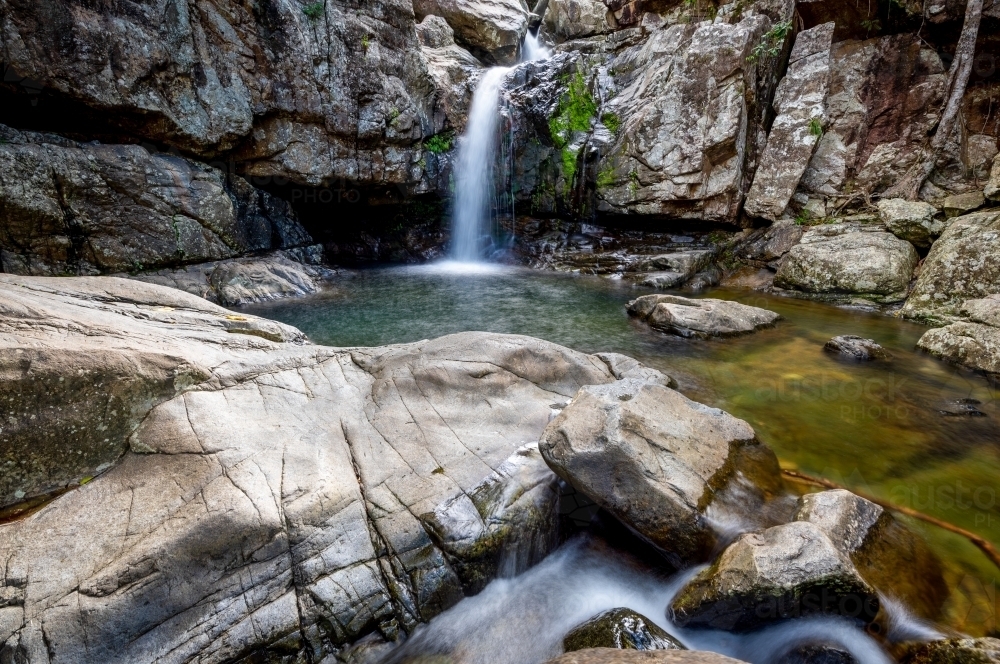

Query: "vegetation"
left=596, top=166, right=616, bottom=189
left=808, top=117, right=823, bottom=138
left=628, top=169, right=640, bottom=195
left=860, top=17, right=882, bottom=35
left=424, top=132, right=454, bottom=154
left=548, top=71, right=597, bottom=193
left=746, top=20, right=792, bottom=64
left=794, top=209, right=812, bottom=225
left=361, top=34, right=371, bottom=50
left=302, top=2, right=324, bottom=20
left=601, top=112, right=621, bottom=135
left=388, top=107, right=400, bottom=126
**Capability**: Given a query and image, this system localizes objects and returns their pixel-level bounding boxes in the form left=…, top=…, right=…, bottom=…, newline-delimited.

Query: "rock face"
left=627, top=295, right=781, bottom=339
left=544, top=0, right=614, bottom=40
left=744, top=23, right=833, bottom=221
left=986, top=155, right=1000, bottom=202
left=413, top=0, right=529, bottom=64
left=823, top=336, right=891, bottom=361
left=794, top=490, right=947, bottom=621
left=0, top=0, right=446, bottom=188
left=916, top=295, right=1000, bottom=377
left=774, top=225, right=919, bottom=303
left=901, top=638, right=1000, bottom=664
left=902, top=211, right=1000, bottom=323
left=417, top=16, right=485, bottom=131
left=539, top=376, right=788, bottom=563
left=876, top=199, right=943, bottom=248
left=563, top=608, right=684, bottom=652
left=942, top=191, right=986, bottom=218
left=0, top=124, right=312, bottom=276
left=733, top=222, right=805, bottom=270
left=669, top=521, right=879, bottom=632
left=0, top=275, right=628, bottom=663
left=546, top=650, right=750, bottom=664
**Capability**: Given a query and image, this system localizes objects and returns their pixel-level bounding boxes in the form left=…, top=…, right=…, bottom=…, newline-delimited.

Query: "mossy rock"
left=563, top=608, right=684, bottom=652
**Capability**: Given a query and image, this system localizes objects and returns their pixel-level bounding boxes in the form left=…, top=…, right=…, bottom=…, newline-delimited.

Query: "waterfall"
left=449, top=66, right=512, bottom=262
left=522, top=31, right=551, bottom=62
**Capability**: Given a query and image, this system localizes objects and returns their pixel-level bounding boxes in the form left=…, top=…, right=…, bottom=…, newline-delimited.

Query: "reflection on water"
left=245, top=264, right=1000, bottom=636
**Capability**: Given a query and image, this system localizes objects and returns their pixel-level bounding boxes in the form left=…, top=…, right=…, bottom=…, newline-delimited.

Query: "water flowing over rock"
left=627, top=295, right=781, bottom=339
left=902, top=210, right=1000, bottom=323
left=546, top=650, right=751, bottom=663
left=0, top=124, right=312, bottom=276
left=916, top=295, right=1000, bottom=377
left=744, top=23, right=834, bottom=222
left=539, top=376, right=789, bottom=563
left=0, top=275, right=630, bottom=663
left=563, top=608, right=684, bottom=652
left=669, top=521, right=879, bottom=632
left=774, top=225, right=919, bottom=304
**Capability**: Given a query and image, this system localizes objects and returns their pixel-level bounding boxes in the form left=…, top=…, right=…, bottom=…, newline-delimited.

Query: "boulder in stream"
left=777, top=644, right=858, bottom=664
left=900, top=637, right=1000, bottom=663
left=564, top=608, right=684, bottom=652
left=916, top=295, right=1000, bottom=377
left=823, top=336, right=892, bottom=361
left=546, top=649, right=750, bottom=664
left=626, top=295, right=781, bottom=339
left=539, top=376, right=789, bottom=564
left=669, top=521, right=879, bottom=632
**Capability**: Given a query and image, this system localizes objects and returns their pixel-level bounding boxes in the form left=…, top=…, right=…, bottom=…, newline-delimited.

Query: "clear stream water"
left=243, top=263, right=1000, bottom=648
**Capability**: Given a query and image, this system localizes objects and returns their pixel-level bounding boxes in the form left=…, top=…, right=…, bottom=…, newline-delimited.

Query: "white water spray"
left=522, top=31, right=551, bottom=62
left=450, top=66, right=512, bottom=262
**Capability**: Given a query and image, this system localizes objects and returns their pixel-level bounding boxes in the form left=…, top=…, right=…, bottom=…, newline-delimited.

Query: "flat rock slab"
left=823, top=335, right=891, bottom=361
left=546, top=649, right=750, bottom=664
left=627, top=295, right=781, bottom=339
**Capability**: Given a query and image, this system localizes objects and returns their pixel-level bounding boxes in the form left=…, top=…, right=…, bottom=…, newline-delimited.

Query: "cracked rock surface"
left=0, top=275, right=624, bottom=663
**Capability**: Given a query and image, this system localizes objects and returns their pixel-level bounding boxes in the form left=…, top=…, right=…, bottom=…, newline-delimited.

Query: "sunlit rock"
left=916, top=295, right=1000, bottom=377
left=823, top=336, right=892, bottom=361
left=876, top=199, right=944, bottom=248
left=627, top=295, right=781, bottom=339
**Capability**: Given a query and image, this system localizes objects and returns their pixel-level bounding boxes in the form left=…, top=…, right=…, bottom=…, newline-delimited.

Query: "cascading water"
left=449, top=34, right=551, bottom=262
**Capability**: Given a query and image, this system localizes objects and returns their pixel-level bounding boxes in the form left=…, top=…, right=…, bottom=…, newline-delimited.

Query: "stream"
left=243, top=262, right=1000, bottom=653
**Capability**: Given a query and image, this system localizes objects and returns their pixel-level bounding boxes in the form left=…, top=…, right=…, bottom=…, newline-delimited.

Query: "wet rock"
left=413, top=0, right=529, bottom=63
left=900, top=637, right=1000, bottom=663
left=916, top=295, right=1000, bottom=376
left=777, top=644, right=858, bottom=664
left=539, top=376, right=787, bottom=563
left=744, top=23, right=834, bottom=222
left=774, top=225, right=919, bottom=303
left=627, top=295, right=781, bottom=339
left=734, top=222, right=805, bottom=270
left=669, top=521, right=879, bottom=632
left=794, top=490, right=948, bottom=621
left=632, top=251, right=716, bottom=289
left=876, top=199, right=943, bottom=248
left=938, top=398, right=987, bottom=417
left=545, top=648, right=751, bottom=663
left=902, top=211, right=1000, bottom=323
left=986, top=155, right=1000, bottom=202
left=544, top=0, right=614, bottom=40
left=563, top=608, right=684, bottom=652
left=0, top=276, right=628, bottom=662
left=418, top=16, right=484, bottom=131
left=128, top=247, right=336, bottom=306
left=823, top=336, right=892, bottom=361
left=942, top=191, right=986, bottom=218
left=0, top=125, right=312, bottom=276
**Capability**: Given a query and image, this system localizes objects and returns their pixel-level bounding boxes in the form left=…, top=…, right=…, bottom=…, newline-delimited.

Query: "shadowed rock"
left=900, top=637, right=1000, bottom=663
left=627, top=295, right=781, bottom=339
left=563, top=608, right=684, bottom=652
left=823, top=336, right=892, bottom=361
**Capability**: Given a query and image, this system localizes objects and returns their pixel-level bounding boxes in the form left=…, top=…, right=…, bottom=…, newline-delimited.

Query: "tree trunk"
left=883, top=0, right=983, bottom=200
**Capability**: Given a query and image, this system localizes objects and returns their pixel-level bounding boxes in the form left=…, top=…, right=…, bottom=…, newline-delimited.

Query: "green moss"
left=302, top=2, right=324, bottom=20
left=600, top=111, right=621, bottom=134
left=596, top=166, right=616, bottom=189
left=425, top=131, right=454, bottom=154
left=628, top=169, right=640, bottom=195
left=808, top=117, right=823, bottom=137
left=547, top=71, right=597, bottom=194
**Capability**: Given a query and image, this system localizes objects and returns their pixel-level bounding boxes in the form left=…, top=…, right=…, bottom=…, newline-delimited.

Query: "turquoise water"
left=245, top=262, right=1000, bottom=635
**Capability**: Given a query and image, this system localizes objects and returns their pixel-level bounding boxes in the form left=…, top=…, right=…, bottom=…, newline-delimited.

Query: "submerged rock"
left=938, top=398, right=988, bottom=417
left=0, top=276, right=629, bottom=662
left=539, top=376, right=787, bottom=563
left=546, top=649, right=750, bottom=663
left=669, top=521, right=879, bottom=632
left=774, top=225, right=919, bottom=303
left=627, top=295, right=781, bottom=339
left=823, top=336, right=892, bottom=361
left=900, top=637, right=1000, bottom=663
left=876, top=199, right=943, bottom=248
left=915, top=295, right=1000, bottom=377
left=563, top=608, right=684, bottom=652
left=903, top=211, right=1000, bottom=323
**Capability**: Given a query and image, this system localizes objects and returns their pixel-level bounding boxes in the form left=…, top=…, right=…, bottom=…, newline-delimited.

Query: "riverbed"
left=245, top=262, right=1000, bottom=639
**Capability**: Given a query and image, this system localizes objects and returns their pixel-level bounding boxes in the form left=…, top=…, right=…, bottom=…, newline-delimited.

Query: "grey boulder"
left=669, top=521, right=878, bottom=632
left=823, top=336, right=891, bottom=361
left=627, top=295, right=781, bottom=339
left=916, top=295, right=1000, bottom=377
left=876, top=199, right=944, bottom=248
left=413, top=0, right=529, bottom=63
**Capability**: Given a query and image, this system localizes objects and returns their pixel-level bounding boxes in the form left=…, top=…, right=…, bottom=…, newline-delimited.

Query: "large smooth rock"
left=413, top=0, right=529, bottom=63
left=0, top=0, right=445, bottom=188
left=916, top=295, right=1000, bottom=376
left=744, top=23, right=834, bottom=221
left=0, top=125, right=311, bottom=276
left=546, top=649, right=750, bottom=664
left=544, top=0, right=613, bottom=40
left=627, top=295, right=781, bottom=339
left=774, top=225, right=918, bottom=302
left=539, top=377, right=788, bottom=563
left=876, top=199, right=943, bottom=248
left=902, top=211, right=1000, bottom=323
left=901, top=637, right=1000, bottom=663
left=563, top=608, right=684, bottom=652
left=0, top=275, right=625, bottom=663
left=669, top=521, right=879, bottom=632
left=795, top=490, right=947, bottom=621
